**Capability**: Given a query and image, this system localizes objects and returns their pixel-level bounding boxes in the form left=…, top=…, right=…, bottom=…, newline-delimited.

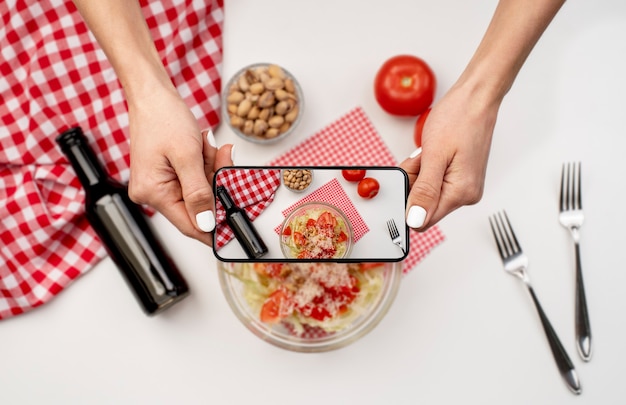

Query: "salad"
left=227, top=262, right=386, bottom=335
left=281, top=205, right=351, bottom=259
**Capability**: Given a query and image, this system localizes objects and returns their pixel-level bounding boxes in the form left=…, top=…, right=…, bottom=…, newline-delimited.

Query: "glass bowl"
left=281, top=168, right=314, bottom=193
left=280, top=202, right=353, bottom=259
left=217, top=261, right=402, bottom=352
left=222, top=62, right=304, bottom=144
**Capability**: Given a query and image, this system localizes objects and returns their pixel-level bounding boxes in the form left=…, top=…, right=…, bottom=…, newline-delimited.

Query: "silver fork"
left=386, top=219, right=405, bottom=254
left=489, top=211, right=581, bottom=395
left=559, top=162, right=592, bottom=361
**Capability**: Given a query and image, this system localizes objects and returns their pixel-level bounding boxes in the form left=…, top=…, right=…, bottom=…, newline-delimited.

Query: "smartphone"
left=212, top=166, right=409, bottom=262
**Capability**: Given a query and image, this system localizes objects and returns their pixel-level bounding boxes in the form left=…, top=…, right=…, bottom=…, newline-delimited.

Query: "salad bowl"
left=217, top=261, right=402, bottom=352
left=280, top=202, right=353, bottom=260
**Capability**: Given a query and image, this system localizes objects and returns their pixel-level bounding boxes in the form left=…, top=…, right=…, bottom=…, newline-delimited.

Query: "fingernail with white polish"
left=406, top=205, right=427, bottom=228
left=409, top=147, right=422, bottom=159
left=206, top=130, right=217, bottom=148
left=230, top=144, right=236, bottom=164
left=196, top=210, right=216, bottom=232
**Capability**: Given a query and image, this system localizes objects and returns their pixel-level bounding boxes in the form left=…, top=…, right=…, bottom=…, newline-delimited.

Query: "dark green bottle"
left=56, top=127, right=189, bottom=315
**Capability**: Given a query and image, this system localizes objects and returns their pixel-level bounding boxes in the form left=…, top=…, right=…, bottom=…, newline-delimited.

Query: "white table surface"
left=2, top=1, right=625, bottom=404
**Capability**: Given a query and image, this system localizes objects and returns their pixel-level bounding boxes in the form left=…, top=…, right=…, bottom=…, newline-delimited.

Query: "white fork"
left=386, top=219, right=405, bottom=255
left=559, top=162, right=592, bottom=361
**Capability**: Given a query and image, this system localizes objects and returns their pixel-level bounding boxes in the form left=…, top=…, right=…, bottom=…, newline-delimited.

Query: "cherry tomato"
left=374, top=55, right=436, bottom=117
left=357, top=177, right=380, bottom=199
left=260, top=289, right=290, bottom=324
left=413, top=108, right=431, bottom=147
left=341, top=169, right=366, bottom=182
left=282, top=226, right=292, bottom=236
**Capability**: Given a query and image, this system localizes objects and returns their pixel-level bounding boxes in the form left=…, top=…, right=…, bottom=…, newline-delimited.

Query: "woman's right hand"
left=127, top=85, right=233, bottom=246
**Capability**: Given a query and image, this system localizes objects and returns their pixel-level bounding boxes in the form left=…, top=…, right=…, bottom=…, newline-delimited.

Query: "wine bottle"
left=56, top=127, right=189, bottom=315
left=215, top=185, right=268, bottom=259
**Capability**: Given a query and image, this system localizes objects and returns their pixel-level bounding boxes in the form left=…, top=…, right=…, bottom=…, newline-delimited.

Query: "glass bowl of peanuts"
left=223, top=63, right=304, bottom=144
left=281, top=168, right=314, bottom=193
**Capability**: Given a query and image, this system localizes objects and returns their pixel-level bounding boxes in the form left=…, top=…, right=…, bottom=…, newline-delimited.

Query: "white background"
left=2, top=0, right=626, bottom=404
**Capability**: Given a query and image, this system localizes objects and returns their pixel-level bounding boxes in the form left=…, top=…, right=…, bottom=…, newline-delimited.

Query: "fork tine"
left=560, top=163, right=566, bottom=212
left=489, top=215, right=506, bottom=261
left=389, top=219, right=399, bottom=238
left=576, top=162, right=582, bottom=210
left=501, top=211, right=520, bottom=254
left=561, top=162, right=583, bottom=211
left=489, top=210, right=520, bottom=260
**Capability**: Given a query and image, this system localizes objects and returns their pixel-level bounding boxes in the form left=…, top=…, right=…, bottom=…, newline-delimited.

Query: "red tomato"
left=337, top=231, right=348, bottom=243
left=357, top=177, right=380, bottom=199
left=413, top=108, right=431, bottom=147
left=260, top=289, right=290, bottom=323
left=282, top=226, right=292, bottom=236
left=341, top=169, right=366, bottom=182
left=374, top=55, right=436, bottom=117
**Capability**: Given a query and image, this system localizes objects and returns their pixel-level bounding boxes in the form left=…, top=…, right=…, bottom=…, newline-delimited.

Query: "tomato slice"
left=306, top=218, right=317, bottom=228
left=316, top=211, right=337, bottom=229
left=337, top=231, right=348, bottom=242
left=254, top=263, right=284, bottom=278
left=282, top=226, right=292, bottom=236
left=293, top=231, right=306, bottom=246
left=260, top=289, right=291, bottom=324
left=358, top=263, right=385, bottom=271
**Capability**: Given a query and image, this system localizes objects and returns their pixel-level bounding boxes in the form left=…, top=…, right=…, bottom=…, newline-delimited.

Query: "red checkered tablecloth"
left=270, top=107, right=445, bottom=274
left=0, top=0, right=224, bottom=320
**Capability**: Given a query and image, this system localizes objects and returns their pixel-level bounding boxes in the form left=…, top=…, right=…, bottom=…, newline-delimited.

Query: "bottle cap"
left=56, top=127, right=86, bottom=150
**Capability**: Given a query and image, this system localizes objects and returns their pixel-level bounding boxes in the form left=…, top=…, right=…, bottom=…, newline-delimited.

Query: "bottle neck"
left=56, top=127, right=108, bottom=188
left=216, top=186, right=236, bottom=211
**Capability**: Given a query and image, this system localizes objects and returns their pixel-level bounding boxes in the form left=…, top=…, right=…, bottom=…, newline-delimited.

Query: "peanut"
left=226, top=91, right=245, bottom=104
left=236, top=99, right=252, bottom=117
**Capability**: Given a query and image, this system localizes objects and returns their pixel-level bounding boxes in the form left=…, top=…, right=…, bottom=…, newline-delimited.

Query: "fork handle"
left=574, top=242, right=592, bottom=361
left=527, top=285, right=581, bottom=395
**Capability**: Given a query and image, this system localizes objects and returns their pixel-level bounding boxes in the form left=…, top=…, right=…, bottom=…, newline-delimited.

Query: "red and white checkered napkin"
left=0, top=0, right=224, bottom=320
left=269, top=106, right=445, bottom=274
left=213, top=168, right=282, bottom=249
left=273, top=178, right=370, bottom=242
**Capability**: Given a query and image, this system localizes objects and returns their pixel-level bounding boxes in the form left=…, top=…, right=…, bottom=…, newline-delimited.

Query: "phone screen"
left=212, top=166, right=409, bottom=262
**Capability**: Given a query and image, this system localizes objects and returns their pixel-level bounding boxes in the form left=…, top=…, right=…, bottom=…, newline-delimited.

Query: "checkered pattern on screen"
left=213, top=168, right=282, bottom=249
left=0, top=0, right=224, bottom=319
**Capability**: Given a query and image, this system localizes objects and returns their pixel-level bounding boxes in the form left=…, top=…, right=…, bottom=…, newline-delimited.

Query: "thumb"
left=403, top=148, right=446, bottom=230
left=178, top=130, right=217, bottom=233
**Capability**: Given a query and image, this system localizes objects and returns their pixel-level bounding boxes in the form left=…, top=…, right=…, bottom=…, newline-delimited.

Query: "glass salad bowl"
left=217, top=261, right=402, bottom=352
left=279, top=202, right=353, bottom=260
